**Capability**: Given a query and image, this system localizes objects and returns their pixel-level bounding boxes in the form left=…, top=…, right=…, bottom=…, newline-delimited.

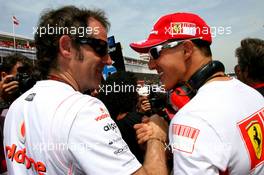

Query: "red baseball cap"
left=130, top=12, right=212, bottom=53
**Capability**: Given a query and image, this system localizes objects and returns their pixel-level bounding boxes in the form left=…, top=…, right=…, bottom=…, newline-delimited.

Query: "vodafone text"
left=6, top=144, right=46, bottom=174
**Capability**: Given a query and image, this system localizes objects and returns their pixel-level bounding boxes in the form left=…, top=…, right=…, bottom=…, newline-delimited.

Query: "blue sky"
left=0, top=0, right=263, bottom=72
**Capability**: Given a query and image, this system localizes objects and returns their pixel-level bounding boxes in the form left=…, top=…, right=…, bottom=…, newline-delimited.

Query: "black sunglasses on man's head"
left=75, top=37, right=108, bottom=57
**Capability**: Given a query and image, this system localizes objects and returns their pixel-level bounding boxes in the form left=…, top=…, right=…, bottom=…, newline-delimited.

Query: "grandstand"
left=0, top=31, right=36, bottom=60
left=0, top=31, right=158, bottom=82
left=124, top=54, right=159, bottom=83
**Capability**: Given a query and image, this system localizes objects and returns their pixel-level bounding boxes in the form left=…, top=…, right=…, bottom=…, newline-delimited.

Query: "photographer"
left=0, top=53, right=33, bottom=111
left=99, top=71, right=146, bottom=163
left=137, top=86, right=151, bottom=116
left=138, top=85, right=172, bottom=122
left=0, top=53, right=32, bottom=174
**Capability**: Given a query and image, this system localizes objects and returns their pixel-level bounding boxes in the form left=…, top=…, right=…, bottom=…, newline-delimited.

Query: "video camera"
left=149, top=96, right=166, bottom=114
left=0, top=66, right=37, bottom=109
left=147, top=90, right=173, bottom=122
left=4, top=66, right=37, bottom=101
left=14, top=66, right=36, bottom=95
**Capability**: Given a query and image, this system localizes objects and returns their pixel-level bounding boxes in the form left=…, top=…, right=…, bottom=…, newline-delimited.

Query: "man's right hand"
left=0, top=75, right=19, bottom=100
left=138, top=96, right=151, bottom=114
left=133, top=115, right=169, bottom=175
left=134, top=114, right=168, bottom=144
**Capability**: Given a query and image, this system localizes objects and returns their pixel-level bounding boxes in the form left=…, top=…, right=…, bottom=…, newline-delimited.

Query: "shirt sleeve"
left=169, top=111, right=231, bottom=175
left=67, top=98, right=141, bottom=175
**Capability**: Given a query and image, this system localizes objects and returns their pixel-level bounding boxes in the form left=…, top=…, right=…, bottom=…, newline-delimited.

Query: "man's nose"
left=148, top=59, right=157, bottom=70
left=102, top=54, right=112, bottom=65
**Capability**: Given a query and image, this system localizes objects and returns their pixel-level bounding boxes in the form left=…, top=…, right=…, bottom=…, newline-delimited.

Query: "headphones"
left=170, top=60, right=225, bottom=111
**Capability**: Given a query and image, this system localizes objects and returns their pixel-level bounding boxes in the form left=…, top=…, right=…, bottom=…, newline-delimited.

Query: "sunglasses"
left=75, top=37, right=108, bottom=57
left=149, top=37, right=201, bottom=60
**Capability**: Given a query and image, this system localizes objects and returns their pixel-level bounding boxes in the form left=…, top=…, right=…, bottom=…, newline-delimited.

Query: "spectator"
left=130, top=12, right=264, bottom=174
left=4, top=6, right=168, bottom=175
left=235, top=38, right=264, bottom=96
left=99, top=71, right=145, bottom=163
left=137, top=86, right=151, bottom=116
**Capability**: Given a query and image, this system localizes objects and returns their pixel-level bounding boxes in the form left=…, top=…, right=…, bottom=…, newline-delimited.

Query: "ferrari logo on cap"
left=238, top=108, right=264, bottom=171
left=170, top=22, right=196, bottom=36
left=173, top=23, right=181, bottom=34
left=247, top=121, right=262, bottom=159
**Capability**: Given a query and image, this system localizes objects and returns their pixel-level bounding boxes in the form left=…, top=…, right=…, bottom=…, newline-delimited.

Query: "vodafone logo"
left=19, top=121, right=26, bottom=144
left=95, top=107, right=110, bottom=121
left=6, top=144, right=46, bottom=174
left=100, top=107, right=106, bottom=113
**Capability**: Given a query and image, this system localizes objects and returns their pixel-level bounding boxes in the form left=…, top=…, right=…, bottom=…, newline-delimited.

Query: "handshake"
left=134, top=114, right=169, bottom=146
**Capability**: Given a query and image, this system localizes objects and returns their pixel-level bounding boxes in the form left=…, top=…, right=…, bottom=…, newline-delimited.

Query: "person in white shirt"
left=4, top=6, right=168, bottom=175
left=130, top=12, right=264, bottom=175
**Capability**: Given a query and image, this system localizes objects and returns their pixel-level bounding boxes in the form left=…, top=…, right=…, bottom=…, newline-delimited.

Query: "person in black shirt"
left=99, top=71, right=145, bottom=163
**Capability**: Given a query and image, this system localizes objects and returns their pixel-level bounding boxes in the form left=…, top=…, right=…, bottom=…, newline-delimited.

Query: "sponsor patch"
left=103, top=122, right=118, bottom=133
left=6, top=144, right=46, bottom=174
left=170, top=22, right=196, bottom=36
left=95, top=107, right=110, bottom=121
left=171, top=124, right=200, bottom=153
left=150, top=30, right=158, bottom=35
left=108, top=137, right=122, bottom=145
left=25, top=93, right=36, bottom=101
left=238, top=108, right=264, bottom=171
left=18, top=121, right=26, bottom=144
left=114, top=145, right=129, bottom=155
left=132, top=39, right=147, bottom=45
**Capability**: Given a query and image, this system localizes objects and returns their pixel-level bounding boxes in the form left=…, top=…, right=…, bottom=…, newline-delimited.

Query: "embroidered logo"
left=170, top=22, right=196, bottom=36
left=18, top=121, right=26, bottom=144
left=171, top=124, right=200, bottom=153
left=95, top=107, right=110, bottom=121
left=238, top=107, right=264, bottom=170
left=25, top=93, right=36, bottom=101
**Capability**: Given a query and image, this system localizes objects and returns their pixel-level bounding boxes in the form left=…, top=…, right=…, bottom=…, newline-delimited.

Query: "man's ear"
left=182, top=40, right=194, bottom=60
left=234, top=65, right=241, bottom=77
left=59, top=35, right=74, bottom=59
